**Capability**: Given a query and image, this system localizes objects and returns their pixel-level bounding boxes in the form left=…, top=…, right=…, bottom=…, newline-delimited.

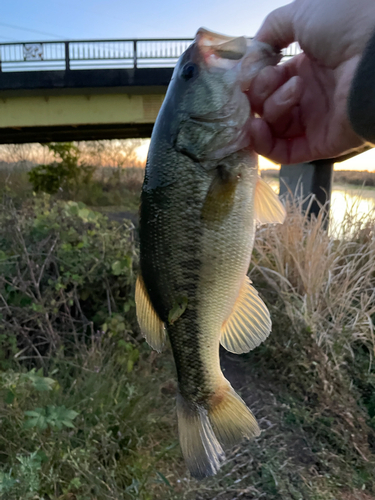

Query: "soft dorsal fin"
left=254, top=177, right=286, bottom=224
left=135, top=275, right=166, bottom=352
left=220, top=276, right=271, bottom=354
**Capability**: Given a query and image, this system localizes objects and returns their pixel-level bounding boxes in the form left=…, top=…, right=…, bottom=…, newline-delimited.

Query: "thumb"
left=255, top=2, right=296, bottom=51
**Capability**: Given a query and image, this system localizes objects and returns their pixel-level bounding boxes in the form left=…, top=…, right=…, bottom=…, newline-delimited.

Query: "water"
left=330, top=185, right=375, bottom=229
left=266, top=177, right=375, bottom=233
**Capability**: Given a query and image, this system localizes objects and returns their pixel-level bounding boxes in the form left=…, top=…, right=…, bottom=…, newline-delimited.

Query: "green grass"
left=0, top=345, right=181, bottom=500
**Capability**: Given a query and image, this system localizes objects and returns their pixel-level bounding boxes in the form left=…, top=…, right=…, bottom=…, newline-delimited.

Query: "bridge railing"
left=0, top=38, right=301, bottom=72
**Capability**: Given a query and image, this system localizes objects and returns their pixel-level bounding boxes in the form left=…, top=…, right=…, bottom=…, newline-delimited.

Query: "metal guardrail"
left=0, top=38, right=301, bottom=73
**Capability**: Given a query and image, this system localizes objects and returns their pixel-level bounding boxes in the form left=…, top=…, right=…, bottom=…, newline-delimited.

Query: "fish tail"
left=176, top=392, right=225, bottom=479
left=208, top=379, right=260, bottom=448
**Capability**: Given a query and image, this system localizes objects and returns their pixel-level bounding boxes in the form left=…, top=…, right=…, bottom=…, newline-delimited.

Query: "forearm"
left=348, top=27, right=375, bottom=144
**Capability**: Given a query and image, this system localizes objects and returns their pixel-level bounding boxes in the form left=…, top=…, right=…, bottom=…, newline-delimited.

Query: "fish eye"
left=181, top=63, right=198, bottom=81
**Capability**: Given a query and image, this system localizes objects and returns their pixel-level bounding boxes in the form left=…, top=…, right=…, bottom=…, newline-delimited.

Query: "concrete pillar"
left=279, top=160, right=333, bottom=224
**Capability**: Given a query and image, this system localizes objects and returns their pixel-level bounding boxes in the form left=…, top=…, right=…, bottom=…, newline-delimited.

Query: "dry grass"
left=251, top=197, right=375, bottom=367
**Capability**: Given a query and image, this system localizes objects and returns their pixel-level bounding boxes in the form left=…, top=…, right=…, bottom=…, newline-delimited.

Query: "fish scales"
left=136, top=28, right=285, bottom=479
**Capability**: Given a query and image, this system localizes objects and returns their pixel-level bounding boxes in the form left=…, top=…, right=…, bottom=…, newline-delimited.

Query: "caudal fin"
left=176, top=382, right=260, bottom=479
left=176, top=393, right=225, bottom=479
left=208, top=382, right=260, bottom=448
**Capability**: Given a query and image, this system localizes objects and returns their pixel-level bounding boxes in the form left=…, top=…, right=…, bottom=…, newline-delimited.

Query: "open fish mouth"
left=195, top=27, right=281, bottom=89
left=196, top=28, right=248, bottom=70
left=172, top=28, right=282, bottom=162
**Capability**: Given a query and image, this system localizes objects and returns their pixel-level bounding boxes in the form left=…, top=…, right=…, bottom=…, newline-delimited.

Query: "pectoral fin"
left=220, top=276, right=271, bottom=354
left=254, top=177, right=286, bottom=224
left=135, top=275, right=166, bottom=352
left=201, top=166, right=238, bottom=225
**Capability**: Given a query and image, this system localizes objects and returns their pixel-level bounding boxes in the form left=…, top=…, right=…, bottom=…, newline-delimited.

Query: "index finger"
left=255, top=2, right=296, bottom=51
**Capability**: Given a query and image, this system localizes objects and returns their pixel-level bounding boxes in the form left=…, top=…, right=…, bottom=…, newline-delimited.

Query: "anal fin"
left=135, top=275, right=166, bottom=352
left=220, top=276, right=271, bottom=354
left=209, top=381, right=260, bottom=448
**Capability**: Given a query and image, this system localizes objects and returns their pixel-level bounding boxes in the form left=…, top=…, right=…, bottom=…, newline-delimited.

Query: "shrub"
left=0, top=196, right=138, bottom=362
left=28, top=143, right=95, bottom=196
left=0, top=198, right=180, bottom=499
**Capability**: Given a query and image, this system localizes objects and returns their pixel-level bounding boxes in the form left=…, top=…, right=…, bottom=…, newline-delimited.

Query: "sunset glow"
left=335, top=148, right=375, bottom=172
left=135, top=140, right=151, bottom=164
left=258, top=148, right=375, bottom=172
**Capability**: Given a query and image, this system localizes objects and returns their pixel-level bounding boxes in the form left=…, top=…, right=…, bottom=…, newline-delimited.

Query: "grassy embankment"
left=1, top=158, right=375, bottom=499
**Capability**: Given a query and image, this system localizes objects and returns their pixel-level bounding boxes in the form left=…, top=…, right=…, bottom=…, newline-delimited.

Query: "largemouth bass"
left=135, top=28, right=285, bottom=479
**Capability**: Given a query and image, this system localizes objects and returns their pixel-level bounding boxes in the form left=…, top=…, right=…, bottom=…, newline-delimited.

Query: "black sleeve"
left=348, top=28, right=375, bottom=144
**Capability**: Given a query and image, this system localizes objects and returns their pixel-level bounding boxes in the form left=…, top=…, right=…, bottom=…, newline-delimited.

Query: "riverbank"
left=1, top=193, right=375, bottom=499
left=1, top=158, right=375, bottom=499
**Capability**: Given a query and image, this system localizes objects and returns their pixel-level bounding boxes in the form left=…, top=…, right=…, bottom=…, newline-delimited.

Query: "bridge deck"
left=0, top=38, right=300, bottom=143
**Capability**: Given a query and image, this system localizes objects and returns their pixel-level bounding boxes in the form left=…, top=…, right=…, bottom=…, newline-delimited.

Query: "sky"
left=0, top=0, right=286, bottom=42
left=1, top=0, right=375, bottom=171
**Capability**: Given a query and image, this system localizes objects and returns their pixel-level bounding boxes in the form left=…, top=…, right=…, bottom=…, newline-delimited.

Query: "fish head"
left=159, top=28, right=280, bottom=164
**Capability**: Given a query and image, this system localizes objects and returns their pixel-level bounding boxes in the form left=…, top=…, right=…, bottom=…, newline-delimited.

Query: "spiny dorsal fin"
left=135, top=275, right=166, bottom=352
left=254, top=177, right=286, bottom=224
left=220, top=276, right=271, bottom=354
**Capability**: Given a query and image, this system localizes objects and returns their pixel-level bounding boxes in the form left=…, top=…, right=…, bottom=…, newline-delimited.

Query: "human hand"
left=247, top=0, right=375, bottom=164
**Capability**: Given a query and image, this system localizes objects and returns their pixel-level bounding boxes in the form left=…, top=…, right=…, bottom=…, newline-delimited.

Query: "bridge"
left=0, top=38, right=300, bottom=144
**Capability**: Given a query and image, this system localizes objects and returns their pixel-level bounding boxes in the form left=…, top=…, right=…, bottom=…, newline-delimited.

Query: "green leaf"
left=61, top=420, right=76, bottom=429
left=78, top=207, right=90, bottom=220
left=111, top=256, right=132, bottom=276
left=24, top=405, right=78, bottom=430
left=24, top=408, right=48, bottom=430
left=69, top=477, right=82, bottom=489
left=156, top=471, right=172, bottom=487
left=26, top=371, right=56, bottom=392
left=31, top=303, right=44, bottom=312
left=62, top=409, right=79, bottom=420
left=5, top=389, right=15, bottom=405
left=24, top=410, right=42, bottom=417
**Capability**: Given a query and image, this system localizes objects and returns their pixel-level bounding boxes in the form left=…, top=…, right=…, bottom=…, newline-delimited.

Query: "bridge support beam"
left=279, top=160, right=334, bottom=226
left=0, top=92, right=165, bottom=144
